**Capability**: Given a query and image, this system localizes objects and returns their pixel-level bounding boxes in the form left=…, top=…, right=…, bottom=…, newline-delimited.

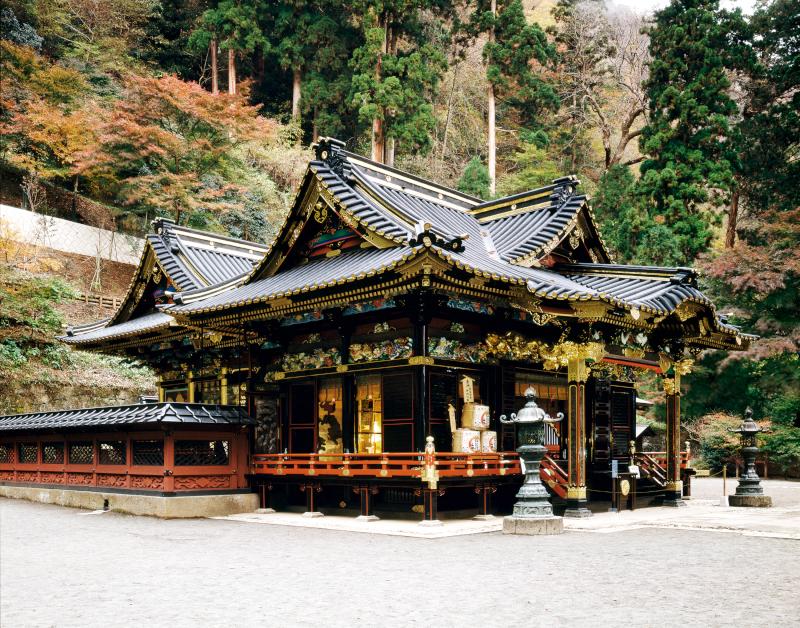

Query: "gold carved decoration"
left=675, top=302, right=703, bottom=322
left=312, top=201, right=328, bottom=224
left=509, top=291, right=554, bottom=326
left=662, top=357, right=693, bottom=395
left=485, top=332, right=604, bottom=371
left=620, top=479, right=630, bottom=496
left=571, top=301, right=610, bottom=320
left=408, top=356, right=435, bottom=366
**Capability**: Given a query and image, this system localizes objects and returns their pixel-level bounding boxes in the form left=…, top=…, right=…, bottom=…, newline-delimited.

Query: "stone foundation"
left=503, top=516, right=564, bottom=535
left=0, top=485, right=259, bottom=518
left=729, top=494, right=772, bottom=508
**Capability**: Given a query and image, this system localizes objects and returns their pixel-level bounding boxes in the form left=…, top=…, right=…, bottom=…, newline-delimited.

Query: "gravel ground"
left=690, top=476, right=800, bottom=507
left=2, top=496, right=799, bottom=628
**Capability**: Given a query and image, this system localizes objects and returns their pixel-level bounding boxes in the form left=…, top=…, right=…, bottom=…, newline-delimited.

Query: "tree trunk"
left=385, top=137, right=395, bottom=167
left=371, top=14, right=388, bottom=163
left=292, top=68, right=302, bottom=120
left=228, top=48, right=236, bottom=95
left=211, top=39, right=219, bottom=95
left=312, top=108, right=319, bottom=143
left=725, top=187, right=739, bottom=248
left=441, top=64, right=459, bottom=163
left=487, top=0, right=497, bottom=196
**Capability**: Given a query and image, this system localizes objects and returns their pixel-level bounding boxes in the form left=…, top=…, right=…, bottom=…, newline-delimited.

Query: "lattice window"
left=18, top=443, right=38, bottom=464
left=68, top=442, right=94, bottom=465
left=42, top=442, right=64, bottom=464
left=99, top=441, right=126, bottom=465
left=174, top=440, right=229, bottom=466
left=132, top=440, right=164, bottom=466
left=0, top=443, right=13, bottom=463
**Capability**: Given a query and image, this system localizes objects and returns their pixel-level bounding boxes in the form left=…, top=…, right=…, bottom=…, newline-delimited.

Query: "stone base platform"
left=0, top=485, right=259, bottom=518
left=729, top=494, right=773, bottom=508
left=503, top=515, right=564, bottom=535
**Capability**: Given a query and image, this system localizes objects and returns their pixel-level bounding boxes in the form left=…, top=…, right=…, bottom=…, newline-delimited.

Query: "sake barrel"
left=452, top=428, right=481, bottom=453
left=480, top=430, right=497, bottom=453
left=460, top=403, right=491, bottom=430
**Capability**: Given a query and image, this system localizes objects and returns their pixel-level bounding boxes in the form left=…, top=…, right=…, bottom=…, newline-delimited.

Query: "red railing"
left=540, top=455, right=568, bottom=499
left=642, top=451, right=691, bottom=469
left=250, top=452, right=522, bottom=479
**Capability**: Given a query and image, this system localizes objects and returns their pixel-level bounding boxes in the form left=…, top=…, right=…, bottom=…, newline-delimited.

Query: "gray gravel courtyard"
left=2, top=490, right=799, bottom=628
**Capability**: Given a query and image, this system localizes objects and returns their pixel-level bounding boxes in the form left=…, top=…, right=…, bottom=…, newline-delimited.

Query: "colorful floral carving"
left=280, top=310, right=324, bottom=326
left=447, top=296, right=494, bottom=315
left=282, top=347, right=342, bottom=371
left=343, top=297, right=396, bottom=316
left=349, top=337, right=413, bottom=363
left=428, top=337, right=492, bottom=363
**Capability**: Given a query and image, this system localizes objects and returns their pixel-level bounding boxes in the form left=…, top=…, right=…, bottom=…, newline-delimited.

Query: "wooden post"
left=356, top=485, right=379, bottom=521
left=163, top=432, right=175, bottom=493
left=662, top=359, right=692, bottom=507
left=565, top=357, right=591, bottom=517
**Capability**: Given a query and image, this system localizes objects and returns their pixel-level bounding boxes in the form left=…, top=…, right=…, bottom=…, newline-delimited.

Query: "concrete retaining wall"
left=0, top=485, right=259, bottom=518
left=0, top=203, right=143, bottom=264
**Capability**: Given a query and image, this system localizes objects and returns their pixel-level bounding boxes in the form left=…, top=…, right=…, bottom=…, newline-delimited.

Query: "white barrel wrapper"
left=452, top=428, right=481, bottom=453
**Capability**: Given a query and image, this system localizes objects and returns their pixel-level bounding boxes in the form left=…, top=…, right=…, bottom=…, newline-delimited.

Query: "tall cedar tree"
left=189, top=1, right=267, bottom=95
left=469, top=0, right=557, bottom=194
left=267, top=1, right=361, bottom=139
left=350, top=1, right=453, bottom=165
left=637, top=0, right=742, bottom=265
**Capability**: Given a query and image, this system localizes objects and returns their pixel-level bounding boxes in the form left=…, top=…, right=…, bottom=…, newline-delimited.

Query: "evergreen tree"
left=637, top=0, right=743, bottom=265
left=468, top=0, right=557, bottom=193
left=349, top=1, right=453, bottom=165
left=456, top=156, right=490, bottom=199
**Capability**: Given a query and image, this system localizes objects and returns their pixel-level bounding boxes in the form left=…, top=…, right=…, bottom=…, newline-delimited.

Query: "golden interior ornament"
left=485, top=332, right=605, bottom=370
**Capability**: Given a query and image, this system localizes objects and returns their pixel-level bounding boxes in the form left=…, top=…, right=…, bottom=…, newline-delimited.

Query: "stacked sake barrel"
left=452, top=403, right=497, bottom=454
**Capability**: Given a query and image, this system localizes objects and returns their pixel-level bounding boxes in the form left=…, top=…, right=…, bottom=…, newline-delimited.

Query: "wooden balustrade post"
left=302, top=482, right=323, bottom=518
left=356, top=484, right=379, bottom=521
left=420, top=488, right=442, bottom=526
left=474, top=483, right=496, bottom=520
left=565, top=356, right=591, bottom=518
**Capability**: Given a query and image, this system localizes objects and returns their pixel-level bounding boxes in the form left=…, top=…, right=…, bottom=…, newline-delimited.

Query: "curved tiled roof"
left=0, top=403, right=254, bottom=432
left=60, top=311, right=174, bottom=345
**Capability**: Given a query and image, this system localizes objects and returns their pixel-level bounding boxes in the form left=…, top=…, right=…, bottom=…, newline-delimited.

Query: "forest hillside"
left=0, top=0, right=798, bottom=471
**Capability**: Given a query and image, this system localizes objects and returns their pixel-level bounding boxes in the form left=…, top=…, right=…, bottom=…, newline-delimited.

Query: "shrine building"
left=0, top=138, right=753, bottom=520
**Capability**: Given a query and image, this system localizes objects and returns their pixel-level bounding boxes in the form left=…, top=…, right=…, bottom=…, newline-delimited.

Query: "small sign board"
left=461, top=375, right=475, bottom=403
left=611, top=459, right=619, bottom=478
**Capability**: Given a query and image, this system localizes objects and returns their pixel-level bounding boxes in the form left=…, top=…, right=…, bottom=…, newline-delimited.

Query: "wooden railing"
left=634, top=452, right=668, bottom=487
left=540, top=455, right=568, bottom=499
left=641, top=451, right=691, bottom=469
left=250, top=452, right=522, bottom=480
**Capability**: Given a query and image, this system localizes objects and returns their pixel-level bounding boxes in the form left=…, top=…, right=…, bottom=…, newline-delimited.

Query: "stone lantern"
left=499, top=387, right=564, bottom=535
left=728, top=407, right=772, bottom=507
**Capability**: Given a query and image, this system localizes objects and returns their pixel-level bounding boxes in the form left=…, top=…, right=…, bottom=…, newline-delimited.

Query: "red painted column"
left=164, top=433, right=175, bottom=492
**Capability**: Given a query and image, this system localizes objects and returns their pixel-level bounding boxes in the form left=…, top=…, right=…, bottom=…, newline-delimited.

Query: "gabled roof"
left=163, top=139, right=752, bottom=351
left=61, top=138, right=753, bottom=354
left=0, top=403, right=254, bottom=432
left=61, top=220, right=269, bottom=347
left=241, top=138, right=601, bottom=284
